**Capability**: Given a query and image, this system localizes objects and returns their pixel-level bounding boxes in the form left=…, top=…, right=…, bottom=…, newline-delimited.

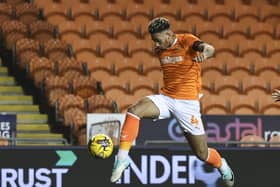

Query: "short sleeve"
left=181, top=34, right=201, bottom=50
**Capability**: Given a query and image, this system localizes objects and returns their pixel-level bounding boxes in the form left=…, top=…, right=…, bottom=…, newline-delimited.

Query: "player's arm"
left=192, top=41, right=215, bottom=63
left=272, top=89, right=280, bottom=102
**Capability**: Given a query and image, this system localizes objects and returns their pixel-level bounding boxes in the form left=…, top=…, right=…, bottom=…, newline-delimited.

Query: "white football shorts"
left=146, top=94, right=205, bottom=135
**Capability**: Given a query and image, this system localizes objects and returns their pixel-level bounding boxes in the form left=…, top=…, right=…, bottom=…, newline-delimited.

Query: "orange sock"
left=206, top=148, right=222, bottom=168
left=119, top=112, right=140, bottom=151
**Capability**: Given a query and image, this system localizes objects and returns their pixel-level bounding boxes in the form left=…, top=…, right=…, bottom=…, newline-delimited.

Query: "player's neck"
left=167, top=37, right=177, bottom=49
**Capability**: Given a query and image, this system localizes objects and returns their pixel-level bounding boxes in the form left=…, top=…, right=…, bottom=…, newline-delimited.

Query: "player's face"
left=151, top=30, right=174, bottom=49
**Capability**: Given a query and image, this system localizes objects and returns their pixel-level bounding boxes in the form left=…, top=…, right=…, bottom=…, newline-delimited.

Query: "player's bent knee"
left=127, top=98, right=151, bottom=118
left=127, top=106, right=139, bottom=116
left=194, top=148, right=208, bottom=161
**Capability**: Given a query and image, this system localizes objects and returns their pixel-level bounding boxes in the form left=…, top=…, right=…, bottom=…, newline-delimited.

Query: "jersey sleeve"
left=182, top=34, right=201, bottom=51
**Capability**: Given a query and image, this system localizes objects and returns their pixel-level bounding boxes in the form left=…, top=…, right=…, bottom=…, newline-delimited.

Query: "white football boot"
left=110, top=158, right=130, bottom=183
left=219, top=158, right=235, bottom=187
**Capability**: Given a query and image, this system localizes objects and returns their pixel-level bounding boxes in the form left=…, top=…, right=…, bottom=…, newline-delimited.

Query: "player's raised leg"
left=110, top=97, right=161, bottom=183
left=185, top=133, right=235, bottom=187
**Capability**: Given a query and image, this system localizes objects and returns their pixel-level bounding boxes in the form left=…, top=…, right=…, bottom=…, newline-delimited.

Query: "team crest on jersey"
left=160, top=56, right=184, bottom=65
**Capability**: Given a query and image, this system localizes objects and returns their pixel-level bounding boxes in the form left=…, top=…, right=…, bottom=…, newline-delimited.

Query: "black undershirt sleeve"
left=192, top=41, right=204, bottom=52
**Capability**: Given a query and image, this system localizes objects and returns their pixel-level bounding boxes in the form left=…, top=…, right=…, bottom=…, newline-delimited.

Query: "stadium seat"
left=44, top=75, right=71, bottom=107
left=0, top=3, right=13, bottom=25
left=70, top=4, right=93, bottom=26
left=231, top=95, right=259, bottom=114
left=57, top=94, right=85, bottom=126
left=6, top=0, right=26, bottom=6
left=76, top=127, right=87, bottom=145
left=67, top=111, right=86, bottom=138
left=31, top=0, right=280, bottom=120
left=72, top=75, right=98, bottom=99
left=0, top=136, right=9, bottom=146
left=56, top=57, right=87, bottom=81
left=29, top=20, right=58, bottom=44
left=44, top=38, right=72, bottom=61
left=201, top=93, right=231, bottom=114
left=240, top=135, right=266, bottom=147
left=15, top=37, right=40, bottom=69
left=59, top=21, right=84, bottom=43
left=86, top=94, right=118, bottom=113
left=1, top=20, right=27, bottom=50
left=42, top=3, right=68, bottom=26
left=269, top=135, right=280, bottom=147
left=28, top=56, right=56, bottom=88
left=213, top=76, right=242, bottom=95
left=15, top=2, right=42, bottom=24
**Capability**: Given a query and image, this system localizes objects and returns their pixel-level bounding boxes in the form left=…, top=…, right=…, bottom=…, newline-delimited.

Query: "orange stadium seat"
left=44, top=75, right=71, bottom=107
left=76, top=128, right=87, bottom=145
left=44, top=38, right=72, bottom=61
left=74, top=41, right=104, bottom=64
left=97, top=39, right=128, bottom=57
left=64, top=107, right=86, bottom=139
left=201, top=93, right=231, bottom=114
left=0, top=3, right=13, bottom=25
left=6, top=0, right=26, bottom=6
left=70, top=4, right=93, bottom=26
left=241, top=76, right=269, bottom=95
left=86, top=94, right=118, bottom=113
left=101, top=74, right=130, bottom=94
left=0, top=137, right=9, bottom=146
left=15, top=2, right=42, bottom=24
left=42, top=3, right=68, bottom=26
left=29, top=20, right=58, bottom=44
left=59, top=21, right=83, bottom=43
left=29, top=0, right=280, bottom=119
left=57, top=94, right=85, bottom=126
left=72, top=75, right=98, bottom=99
left=28, top=56, right=56, bottom=88
left=56, top=57, right=87, bottom=82
left=270, top=78, right=280, bottom=91
left=87, top=21, right=114, bottom=43
left=269, top=135, right=280, bottom=147
left=258, top=93, right=280, bottom=115
left=249, top=22, right=276, bottom=41
left=240, top=134, right=266, bottom=147
left=207, top=3, right=235, bottom=23
left=1, top=20, right=27, bottom=50
left=214, top=76, right=242, bottom=95
left=231, top=95, right=259, bottom=114
left=15, top=37, right=40, bottom=69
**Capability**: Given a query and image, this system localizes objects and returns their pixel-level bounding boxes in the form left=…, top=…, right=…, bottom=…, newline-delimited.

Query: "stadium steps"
left=15, top=132, right=66, bottom=146
left=16, top=114, right=48, bottom=124
left=0, top=95, right=33, bottom=105
left=0, top=76, right=16, bottom=86
left=0, top=56, right=67, bottom=146
left=17, top=133, right=64, bottom=139
left=15, top=142, right=66, bottom=146
left=0, top=67, right=8, bottom=76
left=0, top=105, right=40, bottom=113
left=0, top=86, right=24, bottom=95
left=17, top=124, right=50, bottom=133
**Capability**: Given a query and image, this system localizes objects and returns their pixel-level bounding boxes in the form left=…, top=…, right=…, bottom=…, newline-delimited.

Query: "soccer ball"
left=88, top=133, right=114, bottom=159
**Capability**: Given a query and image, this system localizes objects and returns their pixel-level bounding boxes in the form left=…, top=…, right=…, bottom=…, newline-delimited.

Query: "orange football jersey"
left=156, top=33, right=201, bottom=100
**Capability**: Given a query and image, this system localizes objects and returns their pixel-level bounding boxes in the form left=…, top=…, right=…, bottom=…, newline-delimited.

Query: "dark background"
left=0, top=147, right=279, bottom=187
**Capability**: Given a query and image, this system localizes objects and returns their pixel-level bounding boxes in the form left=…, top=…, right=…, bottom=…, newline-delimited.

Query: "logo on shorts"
left=191, top=115, right=199, bottom=127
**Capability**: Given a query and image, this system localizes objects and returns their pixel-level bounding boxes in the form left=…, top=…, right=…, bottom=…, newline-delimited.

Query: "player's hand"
left=272, top=89, right=280, bottom=102
left=192, top=53, right=206, bottom=63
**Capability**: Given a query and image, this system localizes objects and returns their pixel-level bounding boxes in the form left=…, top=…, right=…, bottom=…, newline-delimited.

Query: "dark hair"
left=148, top=17, right=170, bottom=34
